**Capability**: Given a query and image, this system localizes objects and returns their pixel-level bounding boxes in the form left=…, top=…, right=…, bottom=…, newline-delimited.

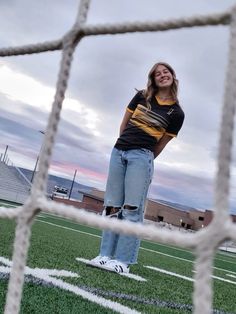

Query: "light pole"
left=3, top=145, right=9, bottom=163
left=69, top=169, right=77, bottom=199
left=31, top=131, right=45, bottom=183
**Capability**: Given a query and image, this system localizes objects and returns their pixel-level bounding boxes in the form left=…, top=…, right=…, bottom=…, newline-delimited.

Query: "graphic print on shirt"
left=130, top=104, right=169, bottom=141
left=115, top=91, right=184, bottom=152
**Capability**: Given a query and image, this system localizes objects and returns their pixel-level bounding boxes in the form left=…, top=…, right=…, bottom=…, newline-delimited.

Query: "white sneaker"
left=90, top=255, right=110, bottom=266
left=105, top=259, right=130, bottom=273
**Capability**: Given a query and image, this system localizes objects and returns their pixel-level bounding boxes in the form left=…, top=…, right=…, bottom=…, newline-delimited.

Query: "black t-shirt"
left=115, top=91, right=185, bottom=152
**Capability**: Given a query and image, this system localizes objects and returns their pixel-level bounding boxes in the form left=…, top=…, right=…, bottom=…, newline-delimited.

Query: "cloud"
left=150, top=167, right=214, bottom=207
left=150, top=165, right=236, bottom=214
left=0, top=0, right=236, bottom=211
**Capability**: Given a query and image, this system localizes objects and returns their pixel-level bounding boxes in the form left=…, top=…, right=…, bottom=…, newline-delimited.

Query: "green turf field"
left=0, top=211, right=235, bottom=313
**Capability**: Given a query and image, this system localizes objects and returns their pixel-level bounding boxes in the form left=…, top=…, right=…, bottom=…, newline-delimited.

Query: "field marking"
left=38, top=213, right=195, bottom=254
left=35, top=219, right=101, bottom=238
left=0, top=271, right=195, bottom=313
left=35, top=219, right=236, bottom=276
left=76, top=257, right=146, bottom=282
left=0, top=258, right=230, bottom=314
left=36, top=219, right=192, bottom=263
left=211, top=275, right=236, bottom=285
left=0, top=256, right=79, bottom=278
left=36, top=218, right=196, bottom=265
left=146, top=266, right=236, bottom=285
left=140, top=247, right=194, bottom=263
left=213, top=266, right=236, bottom=275
left=0, top=256, right=140, bottom=314
left=144, top=265, right=194, bottom=282
left=191, top=270, right=236, bottom=285
left=38, top=212, right=236, bottom=265
left=142, top=248, right=235, bottom=274
left=226, top=274, right=236, bottom=279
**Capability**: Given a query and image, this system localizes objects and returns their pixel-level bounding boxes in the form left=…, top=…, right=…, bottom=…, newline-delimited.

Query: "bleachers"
left=0, top=161, right=31, bottom=204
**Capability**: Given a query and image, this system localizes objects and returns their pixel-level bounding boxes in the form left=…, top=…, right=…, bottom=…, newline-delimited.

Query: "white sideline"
left=145, top=266, right=236, bottom=285
left=38, top=213, right=236, bottom=264
left=35, top=219, right=236, bottom=276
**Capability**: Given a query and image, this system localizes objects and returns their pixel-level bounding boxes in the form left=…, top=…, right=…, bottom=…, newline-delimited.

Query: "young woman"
left=91, top=62, right=185, bottom=273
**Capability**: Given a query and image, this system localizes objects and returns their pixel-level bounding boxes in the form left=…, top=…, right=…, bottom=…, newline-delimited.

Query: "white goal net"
left=0, top=1, right=236, bottom=313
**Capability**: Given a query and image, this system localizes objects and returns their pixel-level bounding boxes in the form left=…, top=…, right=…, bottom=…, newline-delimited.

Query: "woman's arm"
left=154, top=134, right=173, bottom=158
left=119, top=110, right=133, bottom=136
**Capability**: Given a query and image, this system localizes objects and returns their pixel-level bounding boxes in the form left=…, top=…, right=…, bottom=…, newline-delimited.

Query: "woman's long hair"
left=144, top=62, right=179, bottom=103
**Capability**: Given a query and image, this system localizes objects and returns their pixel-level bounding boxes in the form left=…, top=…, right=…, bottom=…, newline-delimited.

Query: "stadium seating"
left=0, top=161, right=31, bottom=204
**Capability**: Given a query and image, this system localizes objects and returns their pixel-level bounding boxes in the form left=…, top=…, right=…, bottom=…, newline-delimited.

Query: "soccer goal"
left=0, top=1, right=236, bottom=313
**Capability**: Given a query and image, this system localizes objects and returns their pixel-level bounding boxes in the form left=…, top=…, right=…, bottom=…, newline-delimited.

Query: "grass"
left=0, top=209, right=235, bottom=314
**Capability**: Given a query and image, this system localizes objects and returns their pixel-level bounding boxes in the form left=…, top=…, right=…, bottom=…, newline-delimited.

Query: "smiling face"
left=145, top=62, right=178, bottom=101
left=154, top=64, right=174, bottom=90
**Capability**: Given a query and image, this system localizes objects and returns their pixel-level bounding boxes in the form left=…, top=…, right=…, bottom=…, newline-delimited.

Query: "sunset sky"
left=0, top=0, right=236, bottom=213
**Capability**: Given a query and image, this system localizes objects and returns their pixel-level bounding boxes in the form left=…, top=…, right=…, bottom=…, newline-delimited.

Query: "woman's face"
left=154, top=64, right=174, bottom=89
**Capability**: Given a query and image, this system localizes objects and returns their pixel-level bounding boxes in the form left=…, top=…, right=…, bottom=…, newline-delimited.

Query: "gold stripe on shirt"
left=155, top=96, right=176, bottom=106
left=126, top=107, right=134, bottom=113
left=132, top=105, right=169, bottom=128
left=130, top=119, right=165, bottom=140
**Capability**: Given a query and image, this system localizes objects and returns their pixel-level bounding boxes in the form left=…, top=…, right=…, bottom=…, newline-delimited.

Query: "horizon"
left=0, top=0, right=236, bottom=215
left=8, top=162, right=235, bottom=215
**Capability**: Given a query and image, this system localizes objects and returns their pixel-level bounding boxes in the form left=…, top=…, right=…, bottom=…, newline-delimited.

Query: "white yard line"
left=44, top=276, right=141, bottom=314
left=39, top=212, right=236, bottom=265
left=35, top=219, right=101, bottom=238
left=211, top=275, right=236, bottom=285
left=35, top=219, right=236, bottom=276
left=140, top=247, right=236, bottom=275
left=38, top=212, right=101, bottom=232
left=144, top=266, right=194, bottom=282
left=0, top=256, right=140, bottom=314
left=226, top=274, right=236, bottom=279
left=40, top=213, right=195, bottom=253
left=146, top=266, right=236, bottom=285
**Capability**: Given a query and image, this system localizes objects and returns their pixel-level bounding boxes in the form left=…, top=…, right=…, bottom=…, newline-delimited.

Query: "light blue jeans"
left=99, top=147, right=154, bottom=264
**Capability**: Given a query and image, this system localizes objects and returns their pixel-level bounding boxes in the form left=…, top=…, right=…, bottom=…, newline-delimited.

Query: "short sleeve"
left=165, top=108, right=185, bottom=137
left=127, top=91, right=146, bottom=113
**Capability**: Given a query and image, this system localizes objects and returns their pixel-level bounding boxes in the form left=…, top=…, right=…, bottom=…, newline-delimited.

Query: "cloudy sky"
left=0, top=0, right=236, bottom=213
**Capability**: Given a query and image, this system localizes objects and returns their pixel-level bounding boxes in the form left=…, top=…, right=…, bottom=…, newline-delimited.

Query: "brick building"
left=53, top=189, right=236, bottom=231
left=145, top=199, right=205, bottom=230
left=53, top=191, right=103, bottom=214
left=204, top=209, right=236, bottom=225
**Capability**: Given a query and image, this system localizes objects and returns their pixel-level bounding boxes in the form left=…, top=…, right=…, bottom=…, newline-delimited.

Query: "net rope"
left=0, top=1, right=236, bottom=313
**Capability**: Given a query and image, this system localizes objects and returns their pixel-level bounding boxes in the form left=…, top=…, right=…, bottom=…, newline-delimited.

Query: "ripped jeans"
left=99, top=147, right=154, bottom=264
